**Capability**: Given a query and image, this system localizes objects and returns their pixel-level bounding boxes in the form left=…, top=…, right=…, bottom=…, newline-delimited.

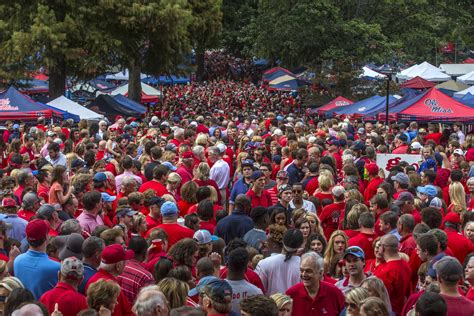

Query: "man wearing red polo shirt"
left=374, top=234, right=411, bottom=316
left=246, top=171, right=272, bottom=208
left=286, top=252, right=344, bottom=316
left=442, top=212, right=474, bottom=264
left=86, top=244, right=134, bottom=316
left=348, top=213, right=378, bottom=260
left=40, top=257, right=88, bottom=315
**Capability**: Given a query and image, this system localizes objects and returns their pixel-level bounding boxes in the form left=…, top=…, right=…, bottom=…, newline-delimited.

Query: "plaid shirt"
left=117, top=259, right=154, bottom=304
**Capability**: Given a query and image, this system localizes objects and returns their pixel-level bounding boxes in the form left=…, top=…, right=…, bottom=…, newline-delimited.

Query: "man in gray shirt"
left=225, top=248, right=262, bottom=315
left=243, top=206, right=269, bottom=252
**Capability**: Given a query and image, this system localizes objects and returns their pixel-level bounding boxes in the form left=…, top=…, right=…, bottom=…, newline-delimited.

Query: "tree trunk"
left=49, top=55, right=66, bottom=99
left=195, top=46, right=205, bottom=82
left=128, top=58, right=142, bottom=102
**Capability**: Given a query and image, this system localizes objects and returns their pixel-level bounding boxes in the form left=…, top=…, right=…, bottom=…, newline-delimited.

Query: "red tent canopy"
left=263, top=67, right=293, bottom=76
left=316, top=96, right=353, bottom=115
left=122, top=92, right=158, bottom=103
left=400, top=76, right=436, bottom=89
left=463, top=58, right=474, bottom=64
left=34, top=73, right=49, bottom=81
left=399, top=88, right=474, bottom=122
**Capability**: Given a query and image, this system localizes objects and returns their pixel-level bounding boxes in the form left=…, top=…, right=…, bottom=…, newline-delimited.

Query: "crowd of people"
left=0, top=81, right=473, bottom=316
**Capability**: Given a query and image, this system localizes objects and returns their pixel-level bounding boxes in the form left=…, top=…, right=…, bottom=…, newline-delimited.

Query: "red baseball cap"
left=101, top=244, right=134, bottom=264
left=442, top=212, right=461, bottom=227
left=181, top=151, right=194, bottom=159
left=1, top=198, right=17, bottom=208
left=365, top=163, right=379, bottom=175
left=26, top=219, right=49, bottom=241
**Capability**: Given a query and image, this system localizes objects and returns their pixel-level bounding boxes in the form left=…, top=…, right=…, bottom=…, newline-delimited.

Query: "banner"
left=376, top=154, right=421, bottom=172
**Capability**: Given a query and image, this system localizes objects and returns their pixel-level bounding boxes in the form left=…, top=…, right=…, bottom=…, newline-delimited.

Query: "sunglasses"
left=345, top=302, right=358, bottom=309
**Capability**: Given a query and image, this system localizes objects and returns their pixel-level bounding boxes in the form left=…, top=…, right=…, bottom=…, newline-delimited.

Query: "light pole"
left=379, top=65, right=394, bottom=128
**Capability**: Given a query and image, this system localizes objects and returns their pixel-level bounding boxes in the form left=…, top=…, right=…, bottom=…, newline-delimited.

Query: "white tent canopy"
left=47, top=96, right=104, bottom=121
left=97, top=82, right=161, bottom=97
left=359, top=66, right=386, bottom=79
left=454, top=86, right=474, bottom=98
left=397, top=62, right=450, bottom=82
left=457, top=71, right=474, bottom=85
left=105, top=69, right=148, bottom=81
left=439, top=64, right=474, bottom=77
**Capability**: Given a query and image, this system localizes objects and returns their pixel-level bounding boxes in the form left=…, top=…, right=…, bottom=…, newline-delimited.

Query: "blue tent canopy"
left=268, top=77, right=309, bottom=91
left=327, top=95, right=397, bottom=117
left=0, top=87, right=61, bottom=121
left=385, top=90, right=431, bottom=114
left=363, top=91, right=421, bottom=117
left=40, top=103, right=80, bottom=122
left=112, top=94, right=147, bottom=114
left=142, top=75, right=190, bottom=85
left=264, top=70, right=293, bottom=82
left=456, top=93, right=474, bottom=108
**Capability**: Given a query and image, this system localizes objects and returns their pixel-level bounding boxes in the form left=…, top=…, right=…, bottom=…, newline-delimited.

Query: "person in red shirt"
left=392, top=134, right=409, bottom=154
left=374, top=234, right=411, bottom=316
left=40, top=257, right=88, bottom=315
left=348, top=212, right=378, bottom=260
left=436, top=256, right=474, bottom=316
left=145, top=197, right=164, bottom=236
left=320, top=186, right=346, bottom=240
left=85, top=244, right=134, bottom=316
left=246, top=171, right=272, bottom=208
left=18, top=192, right=41, bottom=221
left=19, top=134, right=37, bottom=170
left=176, top=151, right=195, bottom=191
left=465, top=256, right=474, bottom=301
left=394, top=192, right=421, bottom=224
left=398, top=214, right=416, bottom=257
left=423, top=124, right=442, bottom=145
left=442, top=212, right=474, bottom=264
left=156, top=201, right=194, bottom=248
left=286, top=251, right=345, bottom=316
left=391, top=173, right=410, bottom=200
left=139, top=165, right=170, bottom=197
left=364, top=163, right=384, bottom=203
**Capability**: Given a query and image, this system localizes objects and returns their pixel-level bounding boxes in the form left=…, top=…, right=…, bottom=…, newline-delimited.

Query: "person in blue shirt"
left=0, top=197, right=27, bottom=242
left=229, top=160, right=254, bottom=212
left=286, top=149, right=308, bottom=186
left=215, top=194, right=254, bottom=244
left=78, top=236, right=105, bottom=295
left=13, top=219, right=60, bottom=300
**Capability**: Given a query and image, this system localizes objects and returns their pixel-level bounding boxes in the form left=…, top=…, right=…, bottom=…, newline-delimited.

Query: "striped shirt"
left=117, top=259, right=154, bottom=304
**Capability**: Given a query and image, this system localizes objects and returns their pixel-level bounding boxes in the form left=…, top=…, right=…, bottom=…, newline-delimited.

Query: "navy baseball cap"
left=93, top=172, right=107, bottom=182
left=201, top=279, right=233, bottom=304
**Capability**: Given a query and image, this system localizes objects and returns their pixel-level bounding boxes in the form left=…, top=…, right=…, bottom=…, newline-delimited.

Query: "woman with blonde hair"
left=448, top=181, right=467, bottom=213
left=158, top=277, right=189, bottom=310
left=166, top=172, right=182, bottom=201
left=193, top=162, right=221, bottom=204
left=270, top=293, right=293, bottom=316
left=86, top=279, right=120, bottom=314
left=195, top=133, right=209, bottom=147
left=313, top=173, right=335, bottom=214
left=360, top=297, right=389, bottom=316
left=233, top=152, right=249, bottom=181
left=324, top=230, right=348, bottom=278
left=161, top=150, right=176, bottom=163
left=341, top=287, right=369, bottom=316
left=360, top=276, right=393, bottom=315
left=0, top=276, right=24, bottom=314
left=306, top=212, right=324, bottom=237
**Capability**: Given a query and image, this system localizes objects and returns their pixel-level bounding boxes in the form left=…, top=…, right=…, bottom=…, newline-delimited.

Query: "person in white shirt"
left=255, top=228, right=303, bottom=296
left=45, top=142, right=67, bottom=168
left=209, top=145, right=230, bottom=206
